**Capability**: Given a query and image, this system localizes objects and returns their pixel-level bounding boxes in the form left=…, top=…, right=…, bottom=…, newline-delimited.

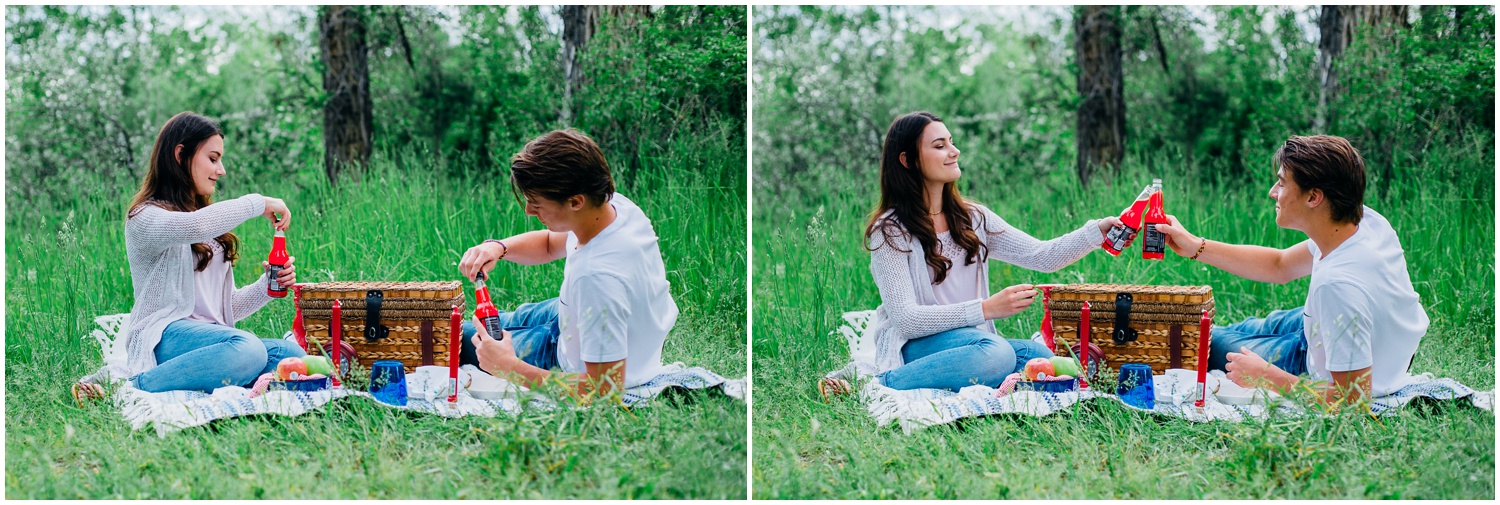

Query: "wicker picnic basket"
left=298, top=281, right=464, bottom=373
left=1047, top=283, right=1214, bottom=374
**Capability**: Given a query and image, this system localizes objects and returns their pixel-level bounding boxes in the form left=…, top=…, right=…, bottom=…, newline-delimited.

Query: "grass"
left=750, top=138, right=1495, bottom=499
left=5, top=143, right=748, bottom=499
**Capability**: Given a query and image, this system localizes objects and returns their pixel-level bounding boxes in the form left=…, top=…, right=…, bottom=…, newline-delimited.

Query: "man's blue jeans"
left=134, top=319, right=307, bottom=393
left=459, top=298, right=562, bottom=372
left=878, top=327, right=1054, bottom=391
left=1209, top=306, right=1309, bottom=375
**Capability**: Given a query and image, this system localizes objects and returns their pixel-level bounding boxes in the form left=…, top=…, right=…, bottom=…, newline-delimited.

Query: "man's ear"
left=568, top=195, right=587, bottom=210
left=899, top=152, right=908, bottom=169
left=1305, top=187, right=1324, bottom=209
left=174, top=144, right=184, bottom=164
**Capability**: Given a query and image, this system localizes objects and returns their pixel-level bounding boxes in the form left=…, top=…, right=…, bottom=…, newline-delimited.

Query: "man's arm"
left=458, top=230, right=568, bottom=280
left=1155, top=214, right=1313, bottom=284
left=468, top=325, right=626, bottom=403
left=1225, top=349, right=1371, bottom=412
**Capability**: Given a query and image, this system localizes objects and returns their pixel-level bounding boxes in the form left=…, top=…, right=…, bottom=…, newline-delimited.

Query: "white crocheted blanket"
left=84, top=314, right=745, bottom=436
left=829, top=310, right=1494, bottom=434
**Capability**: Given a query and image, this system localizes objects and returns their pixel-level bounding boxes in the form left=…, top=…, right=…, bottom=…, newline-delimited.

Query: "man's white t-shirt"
left=1303, top=206, right=1427, bottom=397
left=556, top=193, right=678, bottom=388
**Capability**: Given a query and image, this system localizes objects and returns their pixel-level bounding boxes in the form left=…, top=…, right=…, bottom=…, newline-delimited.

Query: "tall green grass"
left=751, top=138, right=1494, bottom=499
left=5, top=143, right=747, bottom=498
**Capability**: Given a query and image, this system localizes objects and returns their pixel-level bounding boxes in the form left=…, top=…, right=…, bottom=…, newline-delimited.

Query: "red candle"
left=291, top=284, right=307, bottom=351
left=1195, top=309, right=1211, bottom=408
left=1079, top=301, right=1091, bottom=389
left=449, top=304, right=461, bottom=403
left=1039, top=285, right=1056, bottom=353
left=331, top=299, right=343, bottom=388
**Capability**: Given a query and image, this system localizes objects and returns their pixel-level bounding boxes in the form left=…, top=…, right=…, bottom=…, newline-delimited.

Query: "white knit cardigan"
left=866, top=203, right=1103, bottom=374
left=83, top=193, right=273, bottom=384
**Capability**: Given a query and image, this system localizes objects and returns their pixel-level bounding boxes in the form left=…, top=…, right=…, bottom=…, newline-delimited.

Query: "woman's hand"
left=263, top=197, right=291, bottom=231
left=1095, top=216, right=1123, bottom=236
left=982, top=283, right=1038, bottom=320
left=1152, top=215, right=1201, bottom=257
left=263, top=256, right=295, bottom=287
left=458, top=241, right=506, bottom=281
left=470, top=318, right=519, bottom=375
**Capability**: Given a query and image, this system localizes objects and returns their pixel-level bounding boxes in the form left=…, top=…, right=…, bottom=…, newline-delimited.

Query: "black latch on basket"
left=1113, top=292, right=1138, bottom=344
left=364, top=290, right=388, bottom=342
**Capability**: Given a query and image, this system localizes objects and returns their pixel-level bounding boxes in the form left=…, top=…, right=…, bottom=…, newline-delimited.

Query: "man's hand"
left=469, top=318, right=519, bottom=376
left=1153, top=214, right=1202, bottom=257
left=1224, top=346, right=1293, bottom=391
left=459, top=241, right=506, bottom=281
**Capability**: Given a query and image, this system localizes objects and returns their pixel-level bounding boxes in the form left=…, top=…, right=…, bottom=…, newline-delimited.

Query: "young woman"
left=75, top=112, right=304, bottom=400
left=821, top=111, right=1120, bottom=396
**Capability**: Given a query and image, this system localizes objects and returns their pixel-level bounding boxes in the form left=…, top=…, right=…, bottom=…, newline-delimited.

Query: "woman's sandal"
left=71, top=382, right=107, bottom=408
left=818, top=377, right=853, bottom=402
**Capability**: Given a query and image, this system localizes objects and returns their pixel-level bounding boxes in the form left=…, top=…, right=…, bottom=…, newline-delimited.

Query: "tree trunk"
left=319, top=6, right=373, bottom=185
left=561, top=5, right=600, bottom=123
left=1074, top=5, right=1126, bottom=188
left=1316, top=5, right=1410, bottom=133
left=561, top=6, right=652, bottom=124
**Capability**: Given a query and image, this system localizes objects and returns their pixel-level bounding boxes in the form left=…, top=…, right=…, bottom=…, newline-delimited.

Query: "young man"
left=1155, top=135, right=1428, bottom=409
left=457, top=129, right=678, bottom=399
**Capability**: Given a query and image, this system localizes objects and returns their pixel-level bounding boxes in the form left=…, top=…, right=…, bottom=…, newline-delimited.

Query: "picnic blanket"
left=829, top=310, right=1494, bottom=433
left=83, top=314, right=745, bottom=437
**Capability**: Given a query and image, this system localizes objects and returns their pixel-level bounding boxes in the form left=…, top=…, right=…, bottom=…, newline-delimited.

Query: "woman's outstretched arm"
left=126, top=194, right=266, bottom=252
left=981, top=207, right=1107, bottom=273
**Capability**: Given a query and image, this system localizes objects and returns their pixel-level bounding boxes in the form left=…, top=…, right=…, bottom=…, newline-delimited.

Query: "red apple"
left=1023, top=357, right=1056, bottom=381
left=275, top=357, right=309, bottom=380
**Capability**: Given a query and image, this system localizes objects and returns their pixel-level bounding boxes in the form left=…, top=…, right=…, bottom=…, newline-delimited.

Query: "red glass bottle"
left=1141, top=179, right=1167, bottom=260
left=473, top=272, right=505, bottom=339
left=267, top=229, right=290, bottom=298
left=1102, top=182, right=1157, bottom=256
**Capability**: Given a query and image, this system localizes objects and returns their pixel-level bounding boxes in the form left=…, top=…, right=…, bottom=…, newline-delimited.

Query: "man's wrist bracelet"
left=1189, top=238, right=1207, bottom=261
left=484, top=239, right=509, bottom=259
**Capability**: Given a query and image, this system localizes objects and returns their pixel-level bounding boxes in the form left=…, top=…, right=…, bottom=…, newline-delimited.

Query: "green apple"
left=302, top=355, right=333, bottom=376
left=1050, top=356, right=1083, bottom=378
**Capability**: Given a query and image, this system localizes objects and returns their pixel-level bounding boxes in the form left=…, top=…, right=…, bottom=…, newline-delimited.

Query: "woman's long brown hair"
left=127, top=112, right=238, bottom=271
left=864, top=111, right=988, bottom=285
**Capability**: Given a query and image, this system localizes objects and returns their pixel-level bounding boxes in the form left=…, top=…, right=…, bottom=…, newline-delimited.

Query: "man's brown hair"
left=1273, top=135, right=1366, bottom=225
left=510, top=129, right=614, bottom=206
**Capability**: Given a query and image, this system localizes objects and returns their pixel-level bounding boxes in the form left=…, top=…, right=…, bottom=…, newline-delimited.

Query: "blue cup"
left=369, top=360, right=409, bottom=406
left=1116, top=363, right=1155, bottom=410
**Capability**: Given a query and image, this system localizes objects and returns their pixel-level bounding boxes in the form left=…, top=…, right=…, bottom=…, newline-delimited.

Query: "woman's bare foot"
left=71, top=382, right=107, bottom=407
left=818, top=377, right=852, bottom=402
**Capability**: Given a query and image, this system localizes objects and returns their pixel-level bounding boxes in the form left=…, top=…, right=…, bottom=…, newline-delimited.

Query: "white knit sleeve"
left=230, top=272, right=273, bottom=325
left=126, top=194, right=266, bottom=252
left=869, top=227, right=986, bottom=339
left=978, top=206, right=1102, bottom=273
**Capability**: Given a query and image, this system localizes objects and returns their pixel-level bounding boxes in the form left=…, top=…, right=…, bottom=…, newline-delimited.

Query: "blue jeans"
left=877, top=327, right=1055, bottom=391
left=1209, top=306, right=1309, bottom=376
left=459, top=298, right=562, bottom=371
left=134, top=319, right=307, bottom=393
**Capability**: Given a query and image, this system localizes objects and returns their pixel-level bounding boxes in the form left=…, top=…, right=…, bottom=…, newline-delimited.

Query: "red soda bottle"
left=1141, top=179, right=1167, bottom=260
left=473, top=272, right=505, bottom=339
left=267, top=229, right=290, bottom=298
left=1101, top=181, right=1158, bottom=256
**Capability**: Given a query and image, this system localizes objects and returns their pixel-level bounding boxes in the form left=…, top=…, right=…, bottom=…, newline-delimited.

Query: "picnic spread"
left=829, top=305, right=1493, bottom=434
left=80, top=306, right=745, bottom=437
